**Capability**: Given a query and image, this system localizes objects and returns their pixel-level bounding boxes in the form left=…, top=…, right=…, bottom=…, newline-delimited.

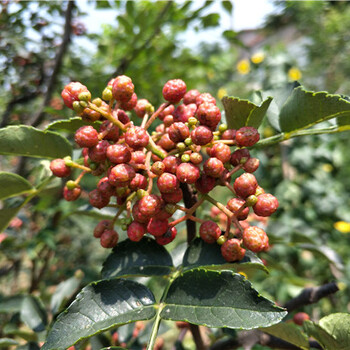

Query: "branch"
left=112, top=1, right=172, bottom=76
left=31, top=0, right=75, bottom=127
left=283, top=281, right=339, bottom=312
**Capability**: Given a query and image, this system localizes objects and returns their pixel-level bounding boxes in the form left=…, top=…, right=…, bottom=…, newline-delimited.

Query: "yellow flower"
left=334, top=221, right=350, bottom=233
left=251, top=52, right=265, bottom=64
left=288, top=67, right=302, bottom=81
left=237, top=59, right=250, bottom=75
left=217, top=87, right=228, bottom=100
left=322, top=164, right=333, bottom=173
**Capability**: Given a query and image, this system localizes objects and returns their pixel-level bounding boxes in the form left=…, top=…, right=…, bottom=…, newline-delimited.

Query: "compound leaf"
left=102, top=237, right=173, bottom=279
left=161, top=269, right=286, bottom=329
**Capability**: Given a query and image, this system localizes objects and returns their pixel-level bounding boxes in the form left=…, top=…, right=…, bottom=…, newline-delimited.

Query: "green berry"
left=217, top=236, right=227, bottom=245
left=64, top=156, right=73, bottom=167
left=79, top=100, right=88, bottom=108
left=219, top=123, right=228, bottom=133
left=246, top=195, right=258, bottom=207
left=181, top=153, right=190, bottom=163
left=92, top=98, right=102, bottom=107
left=137, top=189, right=148, bottom=199
left=66, top=180, right=77, bottom=190
left=184, top=137, right=193, bottom=146
left=78, top=91, right=91, bottom=102
left=165, top=203, right=176, bottom=214
left=176, top=142, right=186, bottom=152
left=188, top=117, right=198, bottom=126
left=102, top=88, right=113, bottom=101
left=73, top=101, right=84, bottom=114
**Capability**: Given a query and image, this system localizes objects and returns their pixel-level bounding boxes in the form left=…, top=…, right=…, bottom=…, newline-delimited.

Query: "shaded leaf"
left=182, top=238, right=268, bottom=274
left=0, top=295, right=25, bottom=313
left=0, top=172, right=34, bottom=200
left=42, top=279, right=156, bottom=350
left=20, top=296, right=47, bottom=332
left=0, top=338, right=19, bottom=347
left=261, top=322, right=309, bottom=350
left=46, top=117, right=101, bottom=132
left=2, top=323, right=38, bottom=342
left=221, top=1, right=233, bottom=14
left=17, top=343, right=40, bottom=350
left=222, top=96, right=272, bottom=130
left=279, top=87, right=350, bottom=133
left=161, top=269, right=286, bottom=329
left=102, top=237, right=173, bottom=279
left=0, top=206, right=22, bottom=233
left=0, top=126, right=72, bottom=158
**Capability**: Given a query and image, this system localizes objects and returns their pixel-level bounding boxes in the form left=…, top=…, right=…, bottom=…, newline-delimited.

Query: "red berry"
left=156, top=226, right=177, bottom=245
left=227, top=198, right=249, bottom=220
left=158, top=104, right=175, bottom=121
left=235, top=127, right=260, bottom=147
left=176, top=163, right=200, bottom=184
left=127, top=221, right=146, bottom=242
left=61, top=82, right=89, bottom=109
left=163, top=156, right=181, bottom=174
left=89, top=189, right=110, bottom=209
left=174, top=104, right=197, bottom=123
left=97, top=176, right=115, bottom=197
left=129, top=173, right=148, bottom=191
left=157, top=172, right=180, bottom=194
left=120, top=92, right=137, bottom=111
left=134, top=99, right=154, bottom=118
left=108, top=164, right=136, bottom=186
left=139, top=194, right=162, bottom=217
left=195, top=92, right=216, bottom=106
left=163, top=114, right=175, bottom=127
left=147, top=218, right=169, bottom=237
left=243, top=226, right=269, bottom=253
left=106, top=144, right=132, bottom=164
left=158, top=133, right=176, bottom=151
left=151, top=161, right=165, bottom=176
left=243, top=157, right=260, bottom=173
left=99, top=120, right=119, bottom=141
left=203, top=157, right=224, bottom=178
left=94, top=220, right=112, bottom=238
left=162, top=79, right=187, bottom=103
left=234, top=173, right=258, bottom=198
left=100, top=229, right=119, bottom=248
left=221, top=238, right=246, bottom=262
left=211, top=143, right=231, bottom=163
left=199, top=221, right=221, bottom=244
left=75, top=126, right=99, bottom=148
left=293, top=312, right=310, bottom=326
left=115, top=109, right=130, bottom=124
left=112, top=75, right=134, bottom=102
left=253, top=193, right=279, bottom=217
left=63, top=185, right=81, bottom=201
left=88, top=140, right=109, bottom=163
left=195, top=174, right=216, bottom=194
left=125, top=126, right=149, bottom=150
left=221, top=129, right=236, bottom=141
left=191, top=125, right=213, bottom=145
left=50, top=159, right=71, bottom=178
left=168, top=122, right=190, bottom=143
left=132, top=201, right=150, bottom=224
left=130, top=150, right=146, bottom=165
left=196, top=102, right=221, bottom=128
left=161, top=188, right=183, bottom=203
left=183, top=89, right=200, bottom=105
left=190, top=152, right=203, bottom=165
left=230, top=148, right=250, bottom=166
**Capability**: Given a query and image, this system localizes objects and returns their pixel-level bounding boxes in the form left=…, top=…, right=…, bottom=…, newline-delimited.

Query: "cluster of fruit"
left=50, top=76, right=279, bottom=262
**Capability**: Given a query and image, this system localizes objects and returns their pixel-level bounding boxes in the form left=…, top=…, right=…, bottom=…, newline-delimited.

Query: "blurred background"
left=1, top=1, right=350, bottom=348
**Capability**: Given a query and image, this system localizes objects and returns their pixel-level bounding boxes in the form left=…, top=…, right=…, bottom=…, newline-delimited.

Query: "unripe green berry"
left=176, top=142, right=186, bottom=152
left=92, top=98, right=102, bottom=107
left=78, top=91, right=91, bottom=102
left=219, top=123, right=228, bottom=133
left=125, top=217, right=133, bottom=225
left=73, top=101, right=85, bottom=114
left=102, top=88, right=113, bottom=101
left=137, top=189, right=148, bottom=199
left=181, top=153, right=190, bottom=163
left=64, top=156, right=73, bottom=167
left=120, top=218, right=127, bottom=225
left=66, top=180, right=77, bottom=190
left=217, top=236, right=227, bottom=245
left=165, top=203, right=176, bottom=214
left=116, top=186, right=128, bottom=197
left=184, top=137, right=193, bottom=146
left=121, top=224, right=127, bottom=231
left=188, top=117, right=198, bottom=126
left=213, top=135, right=220, bottom=141
left=246, top=195, right=258, bottom=207
left=89, top=162, right=98, bottom=171
left=152, top=131, right=157, bottom=136
left=79, top=100, right=88, bottom=108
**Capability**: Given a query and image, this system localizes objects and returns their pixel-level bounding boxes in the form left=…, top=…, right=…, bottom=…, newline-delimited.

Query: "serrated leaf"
left=279, top=87, right=350, bottom=133
left=42, top=279, right=156, bottom=350
left=182, top=238, right=268, bottom=274
left=298, top=243, right=343, bottom=271
left=0, top=126, right=72, bottom=158
left=0, top=172, right=34, bottom=200
left=50, top=275, right=82, bottom=314
left=102, top=237, right=173, bottom=279
left=46, top=117, right=101, bottom=132
left=303, top=320, right=339, bottom=350
left=318, top=313, right=350, bottom=349
left=161, top=270, right=286, bottom=329
left=222, top=96, right=272, bottom=130
left=20, top=296, right=47, bottom=332
left=0, top=338, right=19, bottom=347
left=261, top=323, right=309, bottom=350
left=0, top=206, right=22, bottom=233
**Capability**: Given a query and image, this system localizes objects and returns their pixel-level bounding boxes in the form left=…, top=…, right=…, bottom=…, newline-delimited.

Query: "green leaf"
left=46, top=117, right=101, bottom=132
left=201, top=13, right=220, bottom=28
left=0, top=206, right=22, bottom=233
left=101, top=348, right=127, bottom=350
left=279, top=87, right=350, bottom=133
left=42, top=279, right=156, bottom=350
left=303, top=320, right=339, bottom=350
left=261, top=323, right=309, bottom=350
left=0, top=172, right=34, bottom=200
left=161, top=270, right=286, bottom=329
left=222, top=96, right=272, bottom=130
left=50, top=274, right=82, bottom=314
left=0, top=126, right=72, bottom=158
left=221, top=1, right=233, bottom=14
left=318, top=313, right=350, bottom=349
left=20, top=296, right=47, bottom=332
left=102, top=237, right=174, bottom=279
left=0, top=295, right=25, bottom=313
left=182, top=238, right=268, bottom=274
left=0, top=338, right=19, bottom=347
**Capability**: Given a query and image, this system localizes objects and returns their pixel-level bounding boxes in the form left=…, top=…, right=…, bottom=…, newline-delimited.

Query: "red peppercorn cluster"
left=50, top=77, right=279, bottom=259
